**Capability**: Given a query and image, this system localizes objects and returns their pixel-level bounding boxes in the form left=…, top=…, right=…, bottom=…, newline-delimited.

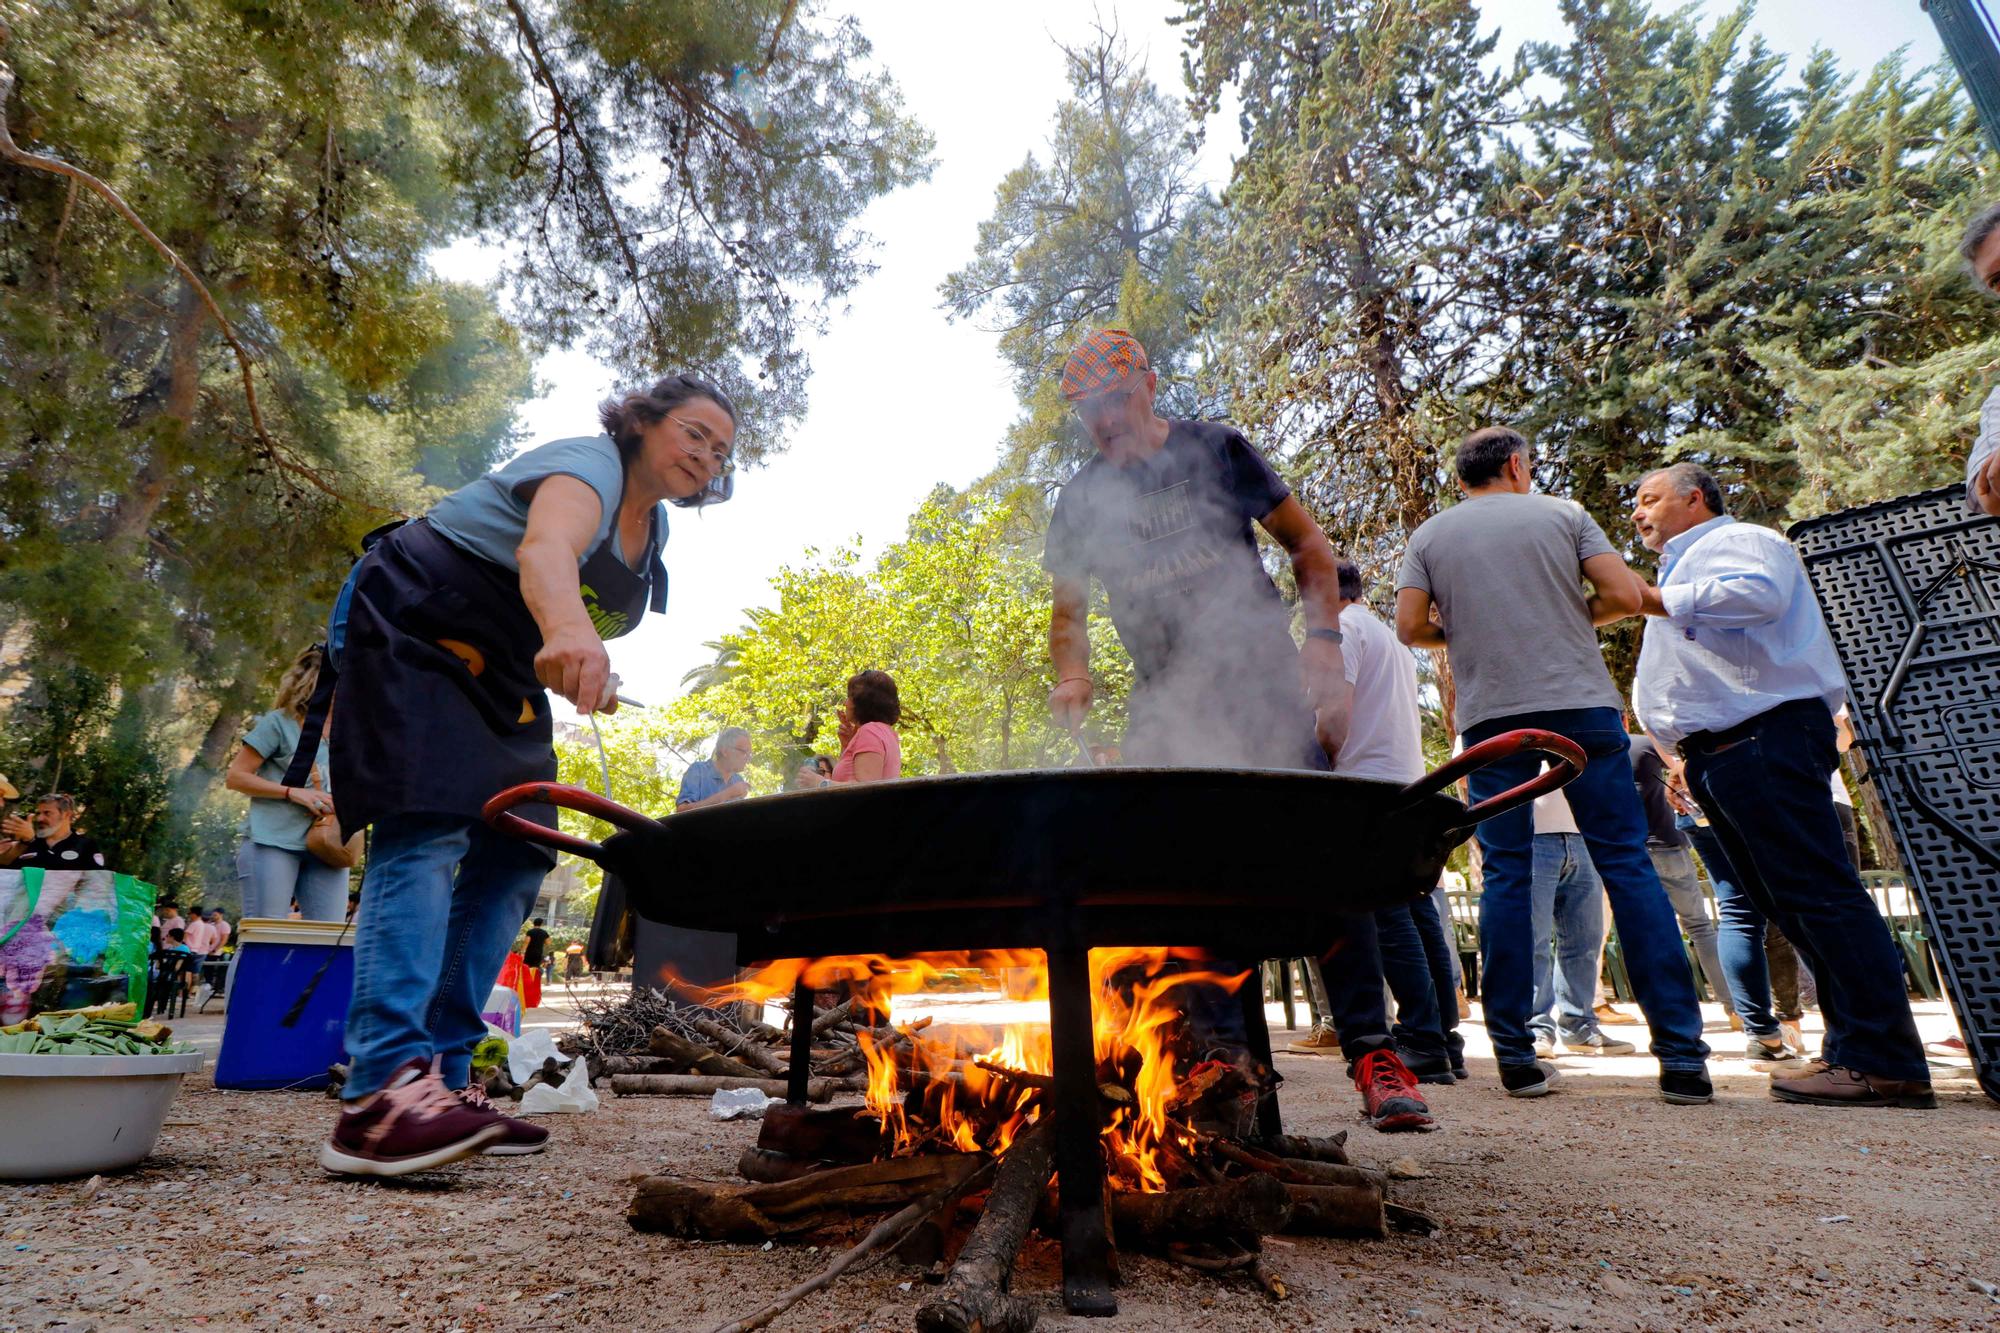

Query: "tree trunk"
left=173, top=679, right=256, bottom=816
left=104, top=284, right=205, bottom=547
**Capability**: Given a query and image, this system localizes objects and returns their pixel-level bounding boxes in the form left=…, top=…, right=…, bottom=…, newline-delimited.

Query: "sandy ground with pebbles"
left=2, top=995, right=1996, bottom=1332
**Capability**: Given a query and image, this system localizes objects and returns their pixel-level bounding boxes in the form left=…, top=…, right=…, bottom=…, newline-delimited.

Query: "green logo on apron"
left=578, top=583, right=630, bottom=640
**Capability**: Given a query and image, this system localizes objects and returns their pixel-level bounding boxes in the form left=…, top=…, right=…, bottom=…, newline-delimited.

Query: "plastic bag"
left=504, top=1024, right=560, bottom=1086
left=710, top=1087, right=776, bottom=1120
left=0, top=870, right=155, bottom=1024
left=519, top=1054, right=597, bottom=1115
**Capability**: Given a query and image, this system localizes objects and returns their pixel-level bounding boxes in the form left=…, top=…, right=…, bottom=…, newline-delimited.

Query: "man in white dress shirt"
left=1630, top=463, right=1932, bottom=1109
left=1960, top=205, right=2000, bottom=517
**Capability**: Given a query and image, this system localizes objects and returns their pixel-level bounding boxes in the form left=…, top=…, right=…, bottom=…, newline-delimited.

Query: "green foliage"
left=556, top=497, right=1135, bottom=852
left=940, top=24, right=1217, bottom=498
left=1, top=0, right=931, bottom=872
left=1496, top=1, right=2000, bottom=534
left=493, top=0, right=934, bottom=441
left=0, top=666, right=211, bottom=896
left=1180, top=0, right=1520, bottom=571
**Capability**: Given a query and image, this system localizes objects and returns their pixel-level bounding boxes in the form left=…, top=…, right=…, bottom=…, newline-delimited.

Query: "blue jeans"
left=1528, top=833, right=1605, bottom=1043
left=343, top=813, right=551, bottom=1099
left=1682, top=702, right=1926, bottom=1081
left=242, top=842, right=350, bottom=922
left=1381, top=892, right=1463, bottom=1068
left=1464, top=707, right=1709, bottom=1072
left=1647, top=844, right=1731, bottom=1016
left=1683, top=820, right=1781, bottom=1038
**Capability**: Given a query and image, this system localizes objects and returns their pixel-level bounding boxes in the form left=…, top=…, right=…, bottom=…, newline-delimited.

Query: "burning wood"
left=915, top=1119, right=1053, bottom=1333
left=615, top=950, right=1439, bottom=1331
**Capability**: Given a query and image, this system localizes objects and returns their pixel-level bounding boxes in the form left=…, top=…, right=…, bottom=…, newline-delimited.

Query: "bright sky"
left=431, top=0, right=1945, bottom=712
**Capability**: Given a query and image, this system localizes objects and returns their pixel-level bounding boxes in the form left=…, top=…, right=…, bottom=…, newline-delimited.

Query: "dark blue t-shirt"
left=1043, top=420, right=1294, bottom=686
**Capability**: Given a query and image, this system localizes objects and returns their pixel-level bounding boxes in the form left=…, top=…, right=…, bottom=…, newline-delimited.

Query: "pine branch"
left=502, top=0, right=664, bottom=355
left=0, top=59, right=353, bottom=507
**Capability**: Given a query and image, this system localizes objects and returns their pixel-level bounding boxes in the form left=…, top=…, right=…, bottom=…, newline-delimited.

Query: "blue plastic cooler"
left=213, top=918, right=354, bottom=1090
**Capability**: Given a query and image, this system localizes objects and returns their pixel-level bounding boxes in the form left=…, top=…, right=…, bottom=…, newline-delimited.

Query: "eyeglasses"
left=667, top=414, right=736, bottom=476
left=1071, top=383, right=1140, bottom=421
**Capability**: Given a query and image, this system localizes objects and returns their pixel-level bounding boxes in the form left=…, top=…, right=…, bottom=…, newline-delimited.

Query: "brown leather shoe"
left=1593, top=1002, right=1641, bottom=1026
left=1769, top=1064, right=1937, bottom=1109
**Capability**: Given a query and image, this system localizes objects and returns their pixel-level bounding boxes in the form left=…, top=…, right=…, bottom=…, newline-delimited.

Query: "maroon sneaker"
left=1352, top=1048, right=1436, bottom=1132
left=456, top=1083, right=551, bottom=1155
left=318, top=1060, right=506, bottom=1176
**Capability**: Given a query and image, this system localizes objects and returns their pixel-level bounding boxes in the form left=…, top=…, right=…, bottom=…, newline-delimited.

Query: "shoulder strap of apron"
left=280, top=652, right=337, bottom=791
left=281, top=518, right=405, bottom=790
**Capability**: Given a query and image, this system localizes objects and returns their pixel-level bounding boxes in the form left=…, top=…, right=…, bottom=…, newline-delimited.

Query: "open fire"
left=693, top=949, right=1258, bottom=1192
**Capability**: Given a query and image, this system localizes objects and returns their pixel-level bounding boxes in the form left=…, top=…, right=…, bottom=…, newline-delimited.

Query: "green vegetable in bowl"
left=0, top=1014, right=194, bottom=1056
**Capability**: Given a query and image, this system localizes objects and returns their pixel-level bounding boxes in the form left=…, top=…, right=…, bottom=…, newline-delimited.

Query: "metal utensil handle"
left=1395, top=729, right=1588, bottom=834
left=1065, top=720, right=1099, bottom=768
left=481, top=781, right=661, bottom=862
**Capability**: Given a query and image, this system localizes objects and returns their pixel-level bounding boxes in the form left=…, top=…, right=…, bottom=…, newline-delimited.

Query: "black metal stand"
left=1045, top=945, right=1117, bottom=1316
left=1237, top=971, right=1284, bottom=1139
left=788, top=978, right=814, bottom=1105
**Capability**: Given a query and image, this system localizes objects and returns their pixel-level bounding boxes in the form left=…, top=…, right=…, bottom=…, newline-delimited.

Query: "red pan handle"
left=1395, top=729, right=1588, bottom=834
left=481, top=782, right=662, bottom=862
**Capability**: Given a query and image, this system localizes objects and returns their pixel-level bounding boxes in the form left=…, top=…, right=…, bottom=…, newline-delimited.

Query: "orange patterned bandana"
left=1061, top=329, right=1150, bottom=401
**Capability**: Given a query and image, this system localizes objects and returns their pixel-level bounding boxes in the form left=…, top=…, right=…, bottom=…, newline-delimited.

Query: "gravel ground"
left=2, top=999, right=1996, bottom=1332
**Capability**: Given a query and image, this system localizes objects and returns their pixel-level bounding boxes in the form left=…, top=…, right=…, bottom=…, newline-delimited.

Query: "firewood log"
left=648, top=1025, right=764, bottom=1079
left=593, top=1055, right=681, bottom=1077
left=610, top=1073, right=834, bottom=1102
left=1249, top=1130, right=1350, bottom=1165
left=1280, top=1182, right=1386, bottom=1238
left=915, top=1119, right=1054, bottom=1333
left=756, top=1104, right=892, bottom=1164
left=809, top=998, right=855, bottom=1035
left=688, top=1014, right=790, bottom=1078
left=737, top=1148, right=825, bottom=1184
left=629, top=1153, right=988, bottom=1240
left=1109, top=1173, right=1291, bottom=1249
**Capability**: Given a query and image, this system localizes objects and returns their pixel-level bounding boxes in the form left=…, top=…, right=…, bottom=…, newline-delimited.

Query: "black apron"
left=304, top=512, right=664, bottom=857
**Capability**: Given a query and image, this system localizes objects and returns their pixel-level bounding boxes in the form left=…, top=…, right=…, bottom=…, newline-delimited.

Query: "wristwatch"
left=1305, top=627, right=1345, bottom=645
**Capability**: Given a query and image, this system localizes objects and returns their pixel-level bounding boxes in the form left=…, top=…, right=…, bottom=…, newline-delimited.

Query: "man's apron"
left=293, top=514, right=664, bottom=854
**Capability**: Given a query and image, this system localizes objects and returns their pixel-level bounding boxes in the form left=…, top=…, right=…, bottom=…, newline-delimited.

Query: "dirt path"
left=2, top=1003, right=1995, bottom=1332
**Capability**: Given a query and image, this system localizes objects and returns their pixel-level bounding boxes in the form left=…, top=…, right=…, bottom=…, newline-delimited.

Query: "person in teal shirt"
left=224, top=647, right=349, bottom=921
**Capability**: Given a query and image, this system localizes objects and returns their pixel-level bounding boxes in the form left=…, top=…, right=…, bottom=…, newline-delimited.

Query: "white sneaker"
left=194, top=983, right=214, bottom=1009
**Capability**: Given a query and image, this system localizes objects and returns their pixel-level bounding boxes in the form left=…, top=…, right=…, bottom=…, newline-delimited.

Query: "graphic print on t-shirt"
left=1122, top=481, right=1228, bottom=599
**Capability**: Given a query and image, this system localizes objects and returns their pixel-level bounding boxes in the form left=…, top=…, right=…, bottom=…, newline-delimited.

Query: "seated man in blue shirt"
left=1630, top=462, right=1932, bottom=1109
left=676, top=727, right=752, bottom=811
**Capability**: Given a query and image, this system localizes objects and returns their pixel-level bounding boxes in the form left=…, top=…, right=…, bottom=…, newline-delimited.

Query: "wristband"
left=1057, top=675, right=1091, bottom=685
left=1305, top=627, right=1345, bottom=645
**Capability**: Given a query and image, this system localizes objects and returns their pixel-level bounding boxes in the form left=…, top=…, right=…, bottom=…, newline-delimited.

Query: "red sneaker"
left=318, top=1060, right=506, bottom=1177
left=456, top=1083, right=551, bottom=1155
left=1352, top=1048, right=1436, bottom=1133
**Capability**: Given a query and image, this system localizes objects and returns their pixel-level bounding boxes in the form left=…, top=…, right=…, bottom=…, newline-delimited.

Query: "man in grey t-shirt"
left=1394, top=426, right=1711, bottom=1104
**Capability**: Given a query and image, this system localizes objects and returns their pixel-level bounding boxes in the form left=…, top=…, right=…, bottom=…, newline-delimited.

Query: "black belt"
left=1677, top=697, right=1830, bottom=760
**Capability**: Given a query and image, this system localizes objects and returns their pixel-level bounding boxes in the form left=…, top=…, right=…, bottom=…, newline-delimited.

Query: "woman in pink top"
left=830, top=669, right=902, bottom=783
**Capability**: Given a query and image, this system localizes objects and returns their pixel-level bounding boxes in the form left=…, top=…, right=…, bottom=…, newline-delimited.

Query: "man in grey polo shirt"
left=1395, top=426, right=1711, bottom=1104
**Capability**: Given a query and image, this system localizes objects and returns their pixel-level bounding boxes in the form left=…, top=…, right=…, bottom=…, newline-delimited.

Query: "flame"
left=687, top=948, right=1250, bottom=1191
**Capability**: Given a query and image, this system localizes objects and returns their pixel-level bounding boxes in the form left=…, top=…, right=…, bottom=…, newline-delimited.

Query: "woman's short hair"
left=273, top=646, right=322, bottom=720
left=846, top=669, right=901, bottom=727
left=598, top=374, right=739, bottom=508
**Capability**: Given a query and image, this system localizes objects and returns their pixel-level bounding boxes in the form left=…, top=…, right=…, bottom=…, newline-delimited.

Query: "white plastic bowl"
left=0, top=1050, right=205, bottom=1180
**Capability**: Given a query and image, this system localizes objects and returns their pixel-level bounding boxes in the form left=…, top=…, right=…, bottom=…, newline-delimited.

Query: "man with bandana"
left=1043, top=329, right=1436, bottom=1132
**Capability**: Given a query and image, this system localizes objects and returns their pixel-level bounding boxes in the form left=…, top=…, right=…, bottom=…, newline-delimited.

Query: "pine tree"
left=1181, top=0, right=1522, bottom=570
left=940, top=23, right=1217, bottom=502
